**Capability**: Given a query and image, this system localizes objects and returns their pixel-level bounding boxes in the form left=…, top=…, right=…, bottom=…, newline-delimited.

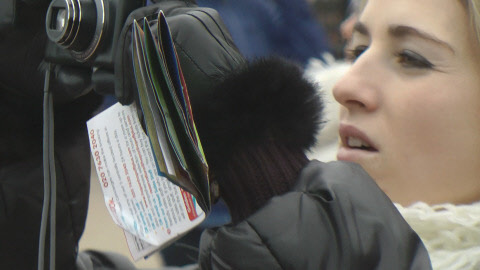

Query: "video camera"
left=44, top=0, right=144, bottom=66
left=43, top=0, right=146, bottom=96
left=0, top=0, right=145, bottom=98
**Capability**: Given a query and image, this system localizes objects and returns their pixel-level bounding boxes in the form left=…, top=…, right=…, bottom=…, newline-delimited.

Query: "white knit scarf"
left=395, top=202, right=480, bottom=269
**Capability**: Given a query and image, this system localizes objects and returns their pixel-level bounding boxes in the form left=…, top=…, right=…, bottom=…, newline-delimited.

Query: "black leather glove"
left=114, top=0, right=246, bottom=113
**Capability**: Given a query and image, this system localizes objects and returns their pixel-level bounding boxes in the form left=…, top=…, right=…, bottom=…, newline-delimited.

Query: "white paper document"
left=87, top=102, right=205, bottom=260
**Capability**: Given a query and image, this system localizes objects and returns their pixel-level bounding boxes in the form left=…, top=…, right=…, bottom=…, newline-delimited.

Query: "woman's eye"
left=396, top=50, right=433, bottom=69
left=345, top=45, right=368, bottom=61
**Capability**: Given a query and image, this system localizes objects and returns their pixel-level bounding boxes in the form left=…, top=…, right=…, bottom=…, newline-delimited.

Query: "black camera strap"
left=38, top=62, right=57, bottom=270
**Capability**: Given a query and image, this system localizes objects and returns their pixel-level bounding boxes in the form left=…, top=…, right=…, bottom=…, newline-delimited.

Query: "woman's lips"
left=337, top=124, right=378, bottom=161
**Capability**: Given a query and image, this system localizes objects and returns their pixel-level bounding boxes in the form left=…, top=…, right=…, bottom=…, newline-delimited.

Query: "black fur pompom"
left=194, top=57, right=324, bottom=169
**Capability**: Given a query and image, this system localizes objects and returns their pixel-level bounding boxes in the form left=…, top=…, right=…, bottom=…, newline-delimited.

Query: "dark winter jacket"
left=198, top=160, right=432, bottom=270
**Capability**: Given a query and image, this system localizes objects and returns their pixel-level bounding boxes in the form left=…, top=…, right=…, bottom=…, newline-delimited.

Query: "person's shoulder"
left=295, top=160, right=403, bottom=218
left=199, top=222, right=283, bottom=270
left=200, top=160, right=431, bottom=269
left=295, top=160, right=377, bottom=192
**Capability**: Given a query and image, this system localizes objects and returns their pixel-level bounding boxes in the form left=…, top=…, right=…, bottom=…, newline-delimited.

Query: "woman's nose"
left=332, top=57, right=380, bottom=113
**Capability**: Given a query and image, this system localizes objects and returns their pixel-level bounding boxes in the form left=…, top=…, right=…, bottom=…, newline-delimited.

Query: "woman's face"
left=333, top=0, right=480, bottom=206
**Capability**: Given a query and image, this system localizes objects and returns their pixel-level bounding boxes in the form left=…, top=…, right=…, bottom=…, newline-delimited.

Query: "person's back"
left=192, top=57, right=432, bottom=269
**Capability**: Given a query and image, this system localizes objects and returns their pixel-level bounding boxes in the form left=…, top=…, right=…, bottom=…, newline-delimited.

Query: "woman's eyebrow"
left=352, top=22, right=455, bottom=54
left=388, top=25, right=455, bottom=53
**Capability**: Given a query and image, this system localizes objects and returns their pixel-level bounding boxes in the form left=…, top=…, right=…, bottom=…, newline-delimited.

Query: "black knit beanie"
left=194, top=57, right=324, bottom=224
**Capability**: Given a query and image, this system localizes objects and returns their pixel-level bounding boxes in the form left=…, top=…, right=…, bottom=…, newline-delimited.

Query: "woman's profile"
left=333, top=0, right=480, bottom=268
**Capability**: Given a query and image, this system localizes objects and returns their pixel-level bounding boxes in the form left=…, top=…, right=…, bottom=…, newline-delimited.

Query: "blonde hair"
left=467, top=0, right=480, bottom=41
left=356, top=0, right=480, bottom=42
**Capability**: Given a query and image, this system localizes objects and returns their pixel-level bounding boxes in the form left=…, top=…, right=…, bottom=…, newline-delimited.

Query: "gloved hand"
left=114, top=0, right=246, bottom=112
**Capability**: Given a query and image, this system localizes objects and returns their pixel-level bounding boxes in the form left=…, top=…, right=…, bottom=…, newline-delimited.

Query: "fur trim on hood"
left=194, top=57, right=324, bottom=171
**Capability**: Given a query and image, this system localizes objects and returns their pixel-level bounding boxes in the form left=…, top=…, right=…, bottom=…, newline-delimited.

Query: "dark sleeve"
left=292, top=161, right=432, bottom=270
left=198, top=161, right=432, bottom=270
left=199, top=223, right=283, bottom=270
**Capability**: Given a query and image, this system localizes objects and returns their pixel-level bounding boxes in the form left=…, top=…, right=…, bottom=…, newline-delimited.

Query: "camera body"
left=44, top=0, right=145, bottom=69
left=0, top=0, right=145, bottom=99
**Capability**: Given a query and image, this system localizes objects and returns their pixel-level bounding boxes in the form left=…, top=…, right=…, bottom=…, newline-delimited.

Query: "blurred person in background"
left=193, top=55, right=431, bottom=269
left=339, top=0, right=360, bottom=45
left=197, top=0, right=332, bottom=67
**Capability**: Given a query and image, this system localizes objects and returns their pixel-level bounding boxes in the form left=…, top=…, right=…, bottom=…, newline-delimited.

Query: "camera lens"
left=46, top=0, right=76, bottom=45
left=46, top=0, right=105, bottom=62
left=52, top=8, right=66, bottom=31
